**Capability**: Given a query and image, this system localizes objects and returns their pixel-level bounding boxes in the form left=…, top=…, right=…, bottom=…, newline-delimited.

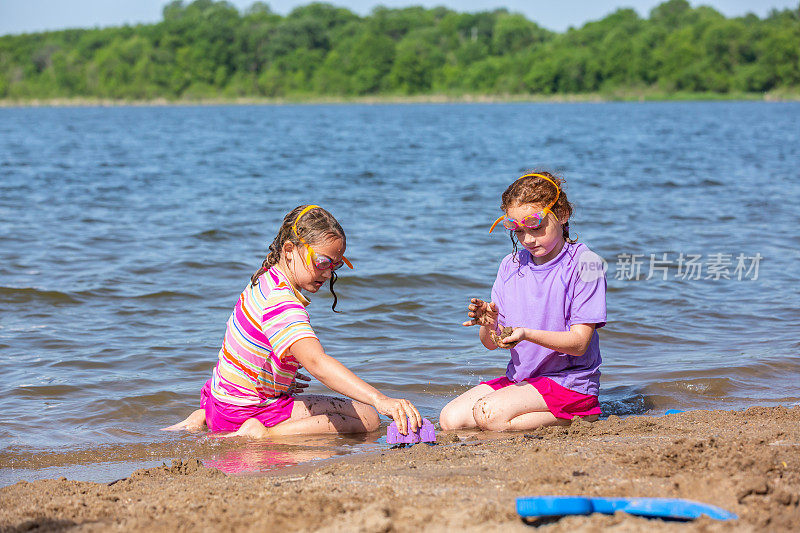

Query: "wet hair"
left=251, top=205, right=346, bottom=312
left=500, top=171, right=577, bottom=259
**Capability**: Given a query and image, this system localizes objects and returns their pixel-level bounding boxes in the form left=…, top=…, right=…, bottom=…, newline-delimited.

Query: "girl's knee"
left=438, top=416, right=455, bottom=432
left=190, top=408, right=207, bottom=424
left=472, top=398, right=507, bottom=431
left=350, top=400, right=379, bottom=431
left=241, top=418, right=261, bottom=428
left=237, top=418, right=269, bottom=438
left=439, top=402, right=465, bottom=431
left=362, top=407, right=380, bottom=432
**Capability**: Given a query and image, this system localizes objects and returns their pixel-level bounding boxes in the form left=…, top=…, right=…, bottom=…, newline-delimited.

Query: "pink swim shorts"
left=200, top=379, right=296, bottom=432
left=480, top=376, right=601, bottom=420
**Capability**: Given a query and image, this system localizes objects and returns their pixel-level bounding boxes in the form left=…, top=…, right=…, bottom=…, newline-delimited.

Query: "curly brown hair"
left=251, top=205, right=347, bottom=312
left=500, top=171, right=577, bottom=256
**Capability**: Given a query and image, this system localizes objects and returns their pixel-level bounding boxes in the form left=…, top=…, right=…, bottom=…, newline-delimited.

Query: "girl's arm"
left=288, top=337, right=422, bottom=434
left=500, top=324, right=596, bottom=357
left=478, top=325, right=498, bottom=350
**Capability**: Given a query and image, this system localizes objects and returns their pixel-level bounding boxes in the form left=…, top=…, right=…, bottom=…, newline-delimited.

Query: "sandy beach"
left=1, top=406, right=798, bottom=532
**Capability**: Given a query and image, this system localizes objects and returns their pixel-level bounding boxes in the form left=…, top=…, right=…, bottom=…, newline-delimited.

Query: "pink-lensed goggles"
left=306, top=247, right=351, bottom=271
left=292, top=205, right=354, bottom=271
left=489, top=174, right=561, bottom=233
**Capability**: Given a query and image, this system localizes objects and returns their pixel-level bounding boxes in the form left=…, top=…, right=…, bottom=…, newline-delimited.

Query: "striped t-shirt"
left=209, top=266, right=317, bottom=407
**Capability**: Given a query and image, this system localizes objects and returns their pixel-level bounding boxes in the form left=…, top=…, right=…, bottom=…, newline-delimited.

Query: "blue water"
left=1, top=102, right=799, bottom=480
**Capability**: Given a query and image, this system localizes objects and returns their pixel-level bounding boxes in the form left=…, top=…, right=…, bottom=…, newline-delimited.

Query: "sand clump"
left=1, top=406, right=799, bottom=531
left=490, top=326, right=520, bottom=349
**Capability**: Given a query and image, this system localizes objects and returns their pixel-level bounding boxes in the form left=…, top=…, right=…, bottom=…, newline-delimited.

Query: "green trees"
left=312, top=31, right=395, bottom=95
left=0, top=0, right=798, bottom=100
left=390, top=30, right=446, bottom=94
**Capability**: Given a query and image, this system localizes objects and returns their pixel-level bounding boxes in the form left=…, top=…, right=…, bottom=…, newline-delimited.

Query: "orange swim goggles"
left=489, top=174, right=561, bottom=233
left=292, top=205, right=354, bottom=271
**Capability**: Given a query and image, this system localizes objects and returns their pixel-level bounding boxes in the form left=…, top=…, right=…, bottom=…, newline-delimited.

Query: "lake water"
left=1, top=101, right=799, bottom=485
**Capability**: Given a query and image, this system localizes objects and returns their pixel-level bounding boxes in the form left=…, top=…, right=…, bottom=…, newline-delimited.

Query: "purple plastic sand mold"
left=386, top=418, right=436, bottom=444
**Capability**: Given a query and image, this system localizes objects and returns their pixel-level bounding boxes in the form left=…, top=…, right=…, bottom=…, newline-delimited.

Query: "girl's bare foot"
left=161, top=409, right=207, bottom=431
left=220, top=418, right=270, bottom=439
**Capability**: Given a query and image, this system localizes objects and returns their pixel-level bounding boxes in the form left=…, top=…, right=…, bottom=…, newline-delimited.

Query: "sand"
left=1, top=406, right=799, bottom=532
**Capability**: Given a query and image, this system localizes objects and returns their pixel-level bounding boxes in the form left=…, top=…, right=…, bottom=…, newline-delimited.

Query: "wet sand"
left=1, top=406, right=799, bottom=532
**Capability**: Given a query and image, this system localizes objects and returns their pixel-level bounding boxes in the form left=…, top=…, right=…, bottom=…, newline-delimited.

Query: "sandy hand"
left=462, top=298, right=498, bottom=328
left=287, top=372, right=311, bottom=394
left=374, top=397, right=422, bottom=435
left=490, top=326, right=522, bottom=349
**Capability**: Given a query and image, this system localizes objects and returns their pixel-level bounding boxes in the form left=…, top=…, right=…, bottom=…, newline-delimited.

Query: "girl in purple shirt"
left=440, top=172, right=607, bottom=431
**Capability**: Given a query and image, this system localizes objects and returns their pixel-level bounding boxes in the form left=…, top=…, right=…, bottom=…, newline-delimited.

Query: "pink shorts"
left=481, top=376, right=601, bottom=420
left=200, top=379, right=296, bottom=432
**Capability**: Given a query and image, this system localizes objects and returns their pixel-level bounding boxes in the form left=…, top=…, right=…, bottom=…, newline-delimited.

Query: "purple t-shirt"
left=490, top=242, right=607, bottom=396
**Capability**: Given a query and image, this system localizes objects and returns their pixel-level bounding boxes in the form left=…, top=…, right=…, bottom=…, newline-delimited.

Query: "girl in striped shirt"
left=165, top=205, right=421, bottom=438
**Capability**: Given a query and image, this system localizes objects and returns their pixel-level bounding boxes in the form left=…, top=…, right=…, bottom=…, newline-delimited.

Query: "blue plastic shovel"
left=516, top=496, right=737, bottom=521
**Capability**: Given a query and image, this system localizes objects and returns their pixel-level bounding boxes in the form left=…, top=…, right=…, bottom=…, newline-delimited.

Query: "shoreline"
left=1, top=406, right=798, bottom=531
left=1, top=91, right=799, bottom=108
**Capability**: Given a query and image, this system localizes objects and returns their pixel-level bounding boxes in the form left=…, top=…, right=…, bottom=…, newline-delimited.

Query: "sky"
left=1, top=0, right=797, bottom=36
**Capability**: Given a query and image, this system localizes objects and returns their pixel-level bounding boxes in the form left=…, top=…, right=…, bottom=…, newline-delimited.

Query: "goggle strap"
left=547, top=189, right=560, bottom=211
left=292, top=204, right=320, bottom=239
left=489, top=215, right=505, bottom=233
left=342, top=256, right=353, bottom=269
left=292, top=204, right=319, bottom=267
left=516, top=173, right=561, bottom=211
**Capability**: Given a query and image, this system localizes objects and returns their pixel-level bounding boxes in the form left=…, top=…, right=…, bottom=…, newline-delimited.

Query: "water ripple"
left=0, top=102, right=798, bottom=455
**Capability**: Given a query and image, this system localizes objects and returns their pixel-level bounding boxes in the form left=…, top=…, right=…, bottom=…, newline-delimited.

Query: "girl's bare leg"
left=161, top=409, right=207, bottom=431
left=472, top=383, right=595, bottom=431
left=225, top=395, right=380, bottom=439
left=438, top=384, right=495, bottom=430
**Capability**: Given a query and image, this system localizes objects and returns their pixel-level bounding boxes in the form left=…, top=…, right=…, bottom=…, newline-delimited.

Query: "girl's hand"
left=373, top=397, right=422, bottom=435
left=287, top=372, right=312, bottom=395
left=494, top=327, right=527, bottom=349
left=462, top=298, right=498, bottom=328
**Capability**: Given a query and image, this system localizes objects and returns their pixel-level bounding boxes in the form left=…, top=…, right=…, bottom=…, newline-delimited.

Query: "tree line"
left=1, top=0, right=798, bottom=100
